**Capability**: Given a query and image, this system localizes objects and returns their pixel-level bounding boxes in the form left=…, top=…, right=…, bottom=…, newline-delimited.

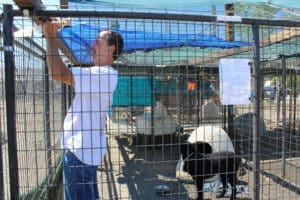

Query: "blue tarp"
left=58, top=23, right=249, bottom=65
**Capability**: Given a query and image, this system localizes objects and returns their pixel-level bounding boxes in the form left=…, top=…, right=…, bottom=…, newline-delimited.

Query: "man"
left=43, top=21, right=123, bottom=199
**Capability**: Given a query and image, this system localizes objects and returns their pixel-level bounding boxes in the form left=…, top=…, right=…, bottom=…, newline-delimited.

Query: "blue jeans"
left=63, top=151, right=100, bottom=200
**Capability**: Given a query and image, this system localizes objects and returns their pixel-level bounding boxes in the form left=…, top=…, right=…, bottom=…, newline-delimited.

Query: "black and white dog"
left=178, top=129, right=241, bottom=200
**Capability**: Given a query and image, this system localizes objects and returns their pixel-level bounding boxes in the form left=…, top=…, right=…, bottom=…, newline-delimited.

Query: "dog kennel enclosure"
left=1, top=1, right=300, bottom=199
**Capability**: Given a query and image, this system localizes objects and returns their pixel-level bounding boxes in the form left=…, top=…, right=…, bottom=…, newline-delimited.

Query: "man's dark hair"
left=106, top=31, right=124, bottom=61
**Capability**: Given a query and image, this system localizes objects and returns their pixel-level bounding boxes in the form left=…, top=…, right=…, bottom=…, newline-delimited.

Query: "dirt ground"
left=1, top=97, right=299, bottom=199
left=98, top=117, right=300, bottom=200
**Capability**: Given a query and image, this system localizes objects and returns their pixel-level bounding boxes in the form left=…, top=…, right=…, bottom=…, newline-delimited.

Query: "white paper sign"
left=219, top=58, right=251, bottom=105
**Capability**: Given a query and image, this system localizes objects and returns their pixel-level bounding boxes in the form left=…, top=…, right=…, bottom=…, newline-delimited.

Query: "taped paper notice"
left=219, top=58, right=251, bottom=105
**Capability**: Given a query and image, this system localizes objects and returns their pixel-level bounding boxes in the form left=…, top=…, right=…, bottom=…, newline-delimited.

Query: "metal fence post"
left=0, top=111, right=4, bottom=200
left=3, top=4, right=19, bottom=199
left=43, top=62, right=52, bottom=198
left=252, top=22, right=261, bottom=200
left=280, top=55, right=287, bottom=178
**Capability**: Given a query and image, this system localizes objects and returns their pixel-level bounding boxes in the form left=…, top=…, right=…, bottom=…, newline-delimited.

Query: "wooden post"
left=225, top=4, right=234, bottom=41
left=225, top=4, right=235, bottom=135
left=60, top=0, right=69, bottom=9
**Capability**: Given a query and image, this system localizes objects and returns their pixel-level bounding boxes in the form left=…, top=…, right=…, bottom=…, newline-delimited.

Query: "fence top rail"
left=10, top=8, right=300, bottom=27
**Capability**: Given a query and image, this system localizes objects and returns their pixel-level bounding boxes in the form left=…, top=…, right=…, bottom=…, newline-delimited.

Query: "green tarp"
left=112, top=76, right=154, bottom=106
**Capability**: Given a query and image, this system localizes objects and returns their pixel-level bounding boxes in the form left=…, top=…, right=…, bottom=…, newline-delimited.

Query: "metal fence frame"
left=2, top=3, right=300, bottom=199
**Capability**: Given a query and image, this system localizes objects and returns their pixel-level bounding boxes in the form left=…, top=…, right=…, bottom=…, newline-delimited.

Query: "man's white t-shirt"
left=62, top=66, right=118, bottom=166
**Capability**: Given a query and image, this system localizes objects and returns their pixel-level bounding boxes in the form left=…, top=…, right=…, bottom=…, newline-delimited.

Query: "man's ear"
left=109, top=45, right=116, bottom=55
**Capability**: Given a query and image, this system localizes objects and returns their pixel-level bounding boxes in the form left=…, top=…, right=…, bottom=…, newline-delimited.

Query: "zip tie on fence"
left=23, top=9, right=30, bottom=18
left=216, top=15, right=242, bottom=22
left=4, top=46, right=14, bottom=52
